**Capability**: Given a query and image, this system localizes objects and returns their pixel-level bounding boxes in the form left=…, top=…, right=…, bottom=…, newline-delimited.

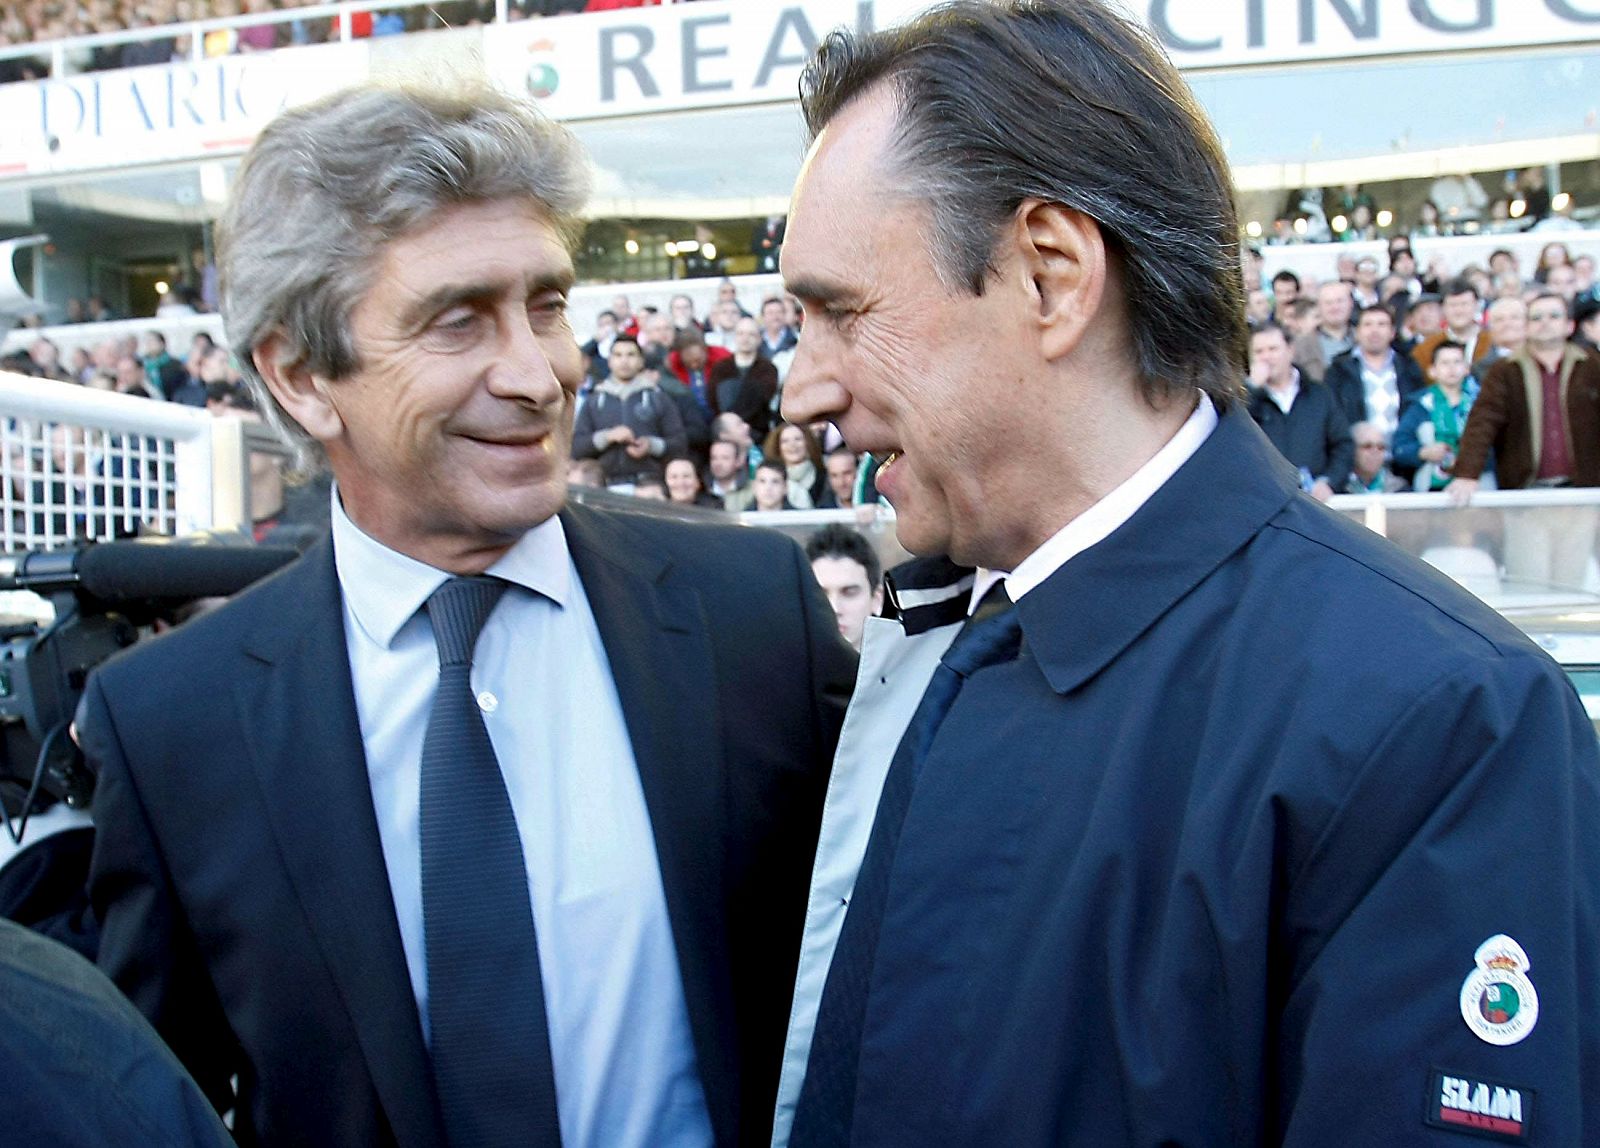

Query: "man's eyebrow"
left=785, top=275, right=860, bottom=308
left=399, top=270, right=575, bottom=331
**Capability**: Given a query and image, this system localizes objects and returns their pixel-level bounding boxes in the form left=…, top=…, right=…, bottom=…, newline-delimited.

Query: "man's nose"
left=781, top=335, right=849, bottom=426
left=491, top=314, right=566, bottom=406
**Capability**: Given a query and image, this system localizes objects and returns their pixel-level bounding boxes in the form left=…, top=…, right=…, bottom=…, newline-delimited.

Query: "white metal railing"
left=0, top=371, right=266, bottom=550
left=743, top=488, right=1600, bottom=611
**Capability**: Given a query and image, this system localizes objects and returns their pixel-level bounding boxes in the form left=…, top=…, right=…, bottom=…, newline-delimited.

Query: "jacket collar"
left=1017, top=405, right=1298, bottom=694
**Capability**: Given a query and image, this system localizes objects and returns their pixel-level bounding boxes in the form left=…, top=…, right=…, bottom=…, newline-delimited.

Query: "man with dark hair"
left=758, top=296, right=798, bottom=359
left=1246, top=321, right=1352, bottom=501
left=804, top=523, right=884, bottom=650
left=82, top=80, right=853, bottom=1148
left=1412, top=276, right=1491, bottom=373
left=1269, top=268, right=1300, bottom=311
left=817, top=446, right=859, bottom=509
left=709, top=317, right=779, bottom=441
left=139, top=331, right=187, bottom=398
left=772, top=2, right=1600, bottom=1145
left=1394, top=289, right=1441, bottom=359
left=1387, top=239, right=1421, bottom=297
left=661, top=327, right=722, bottom=460
left=751, top=459, right=792, bottom=512
left=706, top=438, right=753, bottom=512
left=1323, top=304, right=1424, bottom=459
left=573, top=334, right=689, bottom=487
left=580, top=308, right=618, bottom=384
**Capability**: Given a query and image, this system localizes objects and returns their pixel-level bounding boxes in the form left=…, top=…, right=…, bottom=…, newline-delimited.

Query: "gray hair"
left=799, top=0, right=1247, bottom=409
left=218, top=78, right=591, bottom=470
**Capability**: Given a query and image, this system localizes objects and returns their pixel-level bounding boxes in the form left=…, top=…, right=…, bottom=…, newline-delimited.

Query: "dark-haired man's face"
left=780, top=86, right=1048, bottom=567
left=753, top=466, right=787, bottom=511
left=826, top=452, right=857, bottom=504
left=811, top=554, right=882, bottom=650
left=1355, top=310, right=1393, bottom=355
left=680, top=342, right=707, bottom=371
left=709, top=440, right=741, bottom=482
left=1443, top=291, right=1478, bottom=333
left=608, top=341, right=644, bottom=382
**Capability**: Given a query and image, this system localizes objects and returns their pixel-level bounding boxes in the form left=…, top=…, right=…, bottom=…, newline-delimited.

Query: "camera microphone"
left=0, top=541, right=298, bottom=604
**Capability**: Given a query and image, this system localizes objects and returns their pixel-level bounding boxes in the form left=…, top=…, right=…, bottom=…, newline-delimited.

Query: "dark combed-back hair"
left=805, top=522, right=883, bottom=590
left=798, top=0, right=1247, bottom=409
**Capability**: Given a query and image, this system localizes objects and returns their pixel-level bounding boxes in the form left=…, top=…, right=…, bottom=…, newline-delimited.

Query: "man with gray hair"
left=773, top=1, right=1600, bottom=1144
left=80, top=80, right=853, bottom=1148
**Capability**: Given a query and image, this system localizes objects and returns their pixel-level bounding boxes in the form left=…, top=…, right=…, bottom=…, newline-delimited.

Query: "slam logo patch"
left=1425, top=1070, right=1533, bottom=1143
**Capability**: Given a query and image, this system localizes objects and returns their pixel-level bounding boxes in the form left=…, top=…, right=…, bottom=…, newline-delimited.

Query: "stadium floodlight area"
left=0, top=372, right=258, bottom=551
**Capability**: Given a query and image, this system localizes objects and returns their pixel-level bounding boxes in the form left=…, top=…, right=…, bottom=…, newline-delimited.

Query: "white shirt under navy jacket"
left=331, top=495, right=714, bottom=1148
left=770, top=394, right=1219, bottom=1147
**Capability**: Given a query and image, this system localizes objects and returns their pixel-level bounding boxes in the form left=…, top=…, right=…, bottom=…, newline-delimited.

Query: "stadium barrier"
left=0, top=370, right=278, bottom=550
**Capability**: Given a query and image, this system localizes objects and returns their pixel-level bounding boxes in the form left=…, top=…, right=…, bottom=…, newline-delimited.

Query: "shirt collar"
left=969, top=391, right=1219, bottom=612
left=330, top=484, right=571, bottom=650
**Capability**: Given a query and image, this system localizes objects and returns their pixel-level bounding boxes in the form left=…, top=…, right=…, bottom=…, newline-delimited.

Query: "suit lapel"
left=236, top=537, right=445, bottom=1148
left=560, top=503, right=738, bottom=1146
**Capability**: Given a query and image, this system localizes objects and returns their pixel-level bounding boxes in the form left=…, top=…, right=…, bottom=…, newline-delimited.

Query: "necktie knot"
left=942, top=588, right=1021, bottom=679
left=425, top=576, right=508, bottom=667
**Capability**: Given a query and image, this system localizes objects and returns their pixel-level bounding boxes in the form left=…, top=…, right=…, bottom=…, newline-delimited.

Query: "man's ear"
left=1013, top=200, right=1108, bottom=362
left=253, top=332, right=343, bottom=444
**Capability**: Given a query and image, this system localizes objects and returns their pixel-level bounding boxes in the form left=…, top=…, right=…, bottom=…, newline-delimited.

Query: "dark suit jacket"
left=812, top=407, right=1600, bottom=1144
left=1454, top=344, right=1600, bottom=488
left=709, top=358, right=779, bottom=441
left=85, top=502, right=855, bottom=1148
left=1323, top=347, right=1425, bottom=431
left=1245, top=378, right=1353, bottom=485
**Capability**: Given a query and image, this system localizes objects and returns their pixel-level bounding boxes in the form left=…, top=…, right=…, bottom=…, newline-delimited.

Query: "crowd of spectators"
left=567, top=279, right=882, bottom=521
left=1241, top=237, right=1600, bottom=587
left=0, top=0, right=694, bottom=81
left=8, top=237, right=1600, bottom=574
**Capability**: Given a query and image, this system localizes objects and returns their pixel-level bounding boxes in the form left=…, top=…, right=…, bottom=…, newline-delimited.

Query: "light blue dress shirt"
left=330, top=495, right=713, bottom=1148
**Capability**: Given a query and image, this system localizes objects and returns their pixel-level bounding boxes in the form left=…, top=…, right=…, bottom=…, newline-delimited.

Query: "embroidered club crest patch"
left=1459, top=935, right=1538, bottom=1046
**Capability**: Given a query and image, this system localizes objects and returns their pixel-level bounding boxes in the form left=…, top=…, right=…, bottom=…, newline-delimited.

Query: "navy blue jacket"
left=0, top=918, right=234, bottom=1148
left=85, top=502, right=855, bottom=1148
left=816, top=406, right=1600, bottom=1145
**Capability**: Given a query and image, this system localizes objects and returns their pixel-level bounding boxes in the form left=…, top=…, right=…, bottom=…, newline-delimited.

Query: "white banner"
left=484, top=0, right=1600, bottom=122
left=0, top=41, right=370, bottom=179
left=482, top=0, right=924, bottom=124
left=1154, top=0, right=1600, bottom=70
